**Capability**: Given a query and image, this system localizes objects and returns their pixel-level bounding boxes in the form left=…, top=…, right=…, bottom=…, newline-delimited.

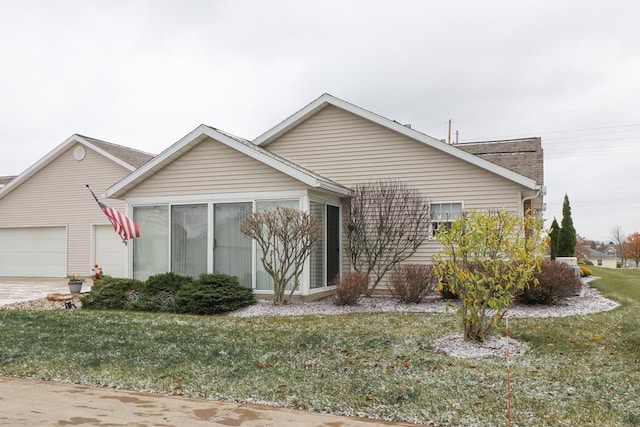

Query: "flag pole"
left=86, top=184, right=129, bottom=245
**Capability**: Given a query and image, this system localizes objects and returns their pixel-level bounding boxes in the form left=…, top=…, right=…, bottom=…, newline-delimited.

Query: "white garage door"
left=94, top=225, right=127, bottom=278
left=0, top=227, right=67, bottom=277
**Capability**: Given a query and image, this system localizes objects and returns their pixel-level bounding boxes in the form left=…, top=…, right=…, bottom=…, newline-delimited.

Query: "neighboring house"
left=585, top=248, right=618, bottom=269
left=454, top=138, right=544, bottom=214
left=0, top=135, right=154, bottom=278
left=104, top=93, right=544, bottom=299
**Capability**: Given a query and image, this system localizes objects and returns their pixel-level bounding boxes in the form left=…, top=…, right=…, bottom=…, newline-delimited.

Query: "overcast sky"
left=1, top=0, right=639, bottom=242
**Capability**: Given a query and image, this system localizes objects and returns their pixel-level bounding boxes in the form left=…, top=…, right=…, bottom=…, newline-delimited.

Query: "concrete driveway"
left=0, top=278, right=91, bottom=306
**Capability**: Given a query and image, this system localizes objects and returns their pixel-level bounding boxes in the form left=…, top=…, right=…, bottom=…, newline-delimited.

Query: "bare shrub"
left=241, top=207, right=321, bottom=305
left=519, top=260, right=583, bottom=305
left=389, top=264, right=437, bottom=303
left=331, top=272, right=369, bottom=306
left=345, top=180, right=431, bottom=296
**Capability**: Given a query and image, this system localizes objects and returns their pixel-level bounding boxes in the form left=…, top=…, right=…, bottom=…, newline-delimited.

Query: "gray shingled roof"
left=78, top=135, right=155, bottom=168
left=455, top=137, right=543, bottom=184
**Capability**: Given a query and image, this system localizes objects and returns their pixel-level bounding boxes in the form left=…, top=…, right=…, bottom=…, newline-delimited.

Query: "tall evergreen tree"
left=549, top=217, right=560, bottom=260
left=558, top=194, right=577, bottom=257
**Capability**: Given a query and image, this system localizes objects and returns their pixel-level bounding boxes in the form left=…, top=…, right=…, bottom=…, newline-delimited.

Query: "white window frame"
left=430, top=201, right=464, bottom=237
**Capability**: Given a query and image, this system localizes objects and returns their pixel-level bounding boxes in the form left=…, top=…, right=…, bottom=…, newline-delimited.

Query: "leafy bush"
left=389, top=264, right=437, bottom=303
left=434, top=262, right=458, bottom=300
left=331, top=272, right=369, bottom=306
left=518, top=260, right=582, bottom=305
left=578, top=259, right=594, bottom=266
left=580, top=266, right=593, bottom=277
left=81, top=277, right=144, bottom=310
left=175, top=274, right=256, bottom=315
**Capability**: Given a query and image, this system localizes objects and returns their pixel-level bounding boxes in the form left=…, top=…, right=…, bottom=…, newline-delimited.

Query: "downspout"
left=522, top=185, right=546, bottom=216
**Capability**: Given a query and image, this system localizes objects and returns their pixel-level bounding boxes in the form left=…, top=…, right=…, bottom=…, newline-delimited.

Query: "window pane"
left=310, top=201, right=325, bottom=289
left=255, top=200, right=299, bottom=291
left=171, top=204, right=207, bottom=278
left=326, top=205, right=340, bottom=285
left=214, top=203, right=253, bottom=287
left=133, top=205, right=169, bottom=281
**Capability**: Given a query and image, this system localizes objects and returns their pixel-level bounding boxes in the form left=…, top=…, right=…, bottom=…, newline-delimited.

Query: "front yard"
left=0, top=266, right=639, bottom=426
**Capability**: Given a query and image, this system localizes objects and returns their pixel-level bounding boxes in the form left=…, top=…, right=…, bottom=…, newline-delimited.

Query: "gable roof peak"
left=0, top=134, right=155, bottom=200
left=254, top=93, right=540, bottom=191
left=106, top=124, right=350, bottom=199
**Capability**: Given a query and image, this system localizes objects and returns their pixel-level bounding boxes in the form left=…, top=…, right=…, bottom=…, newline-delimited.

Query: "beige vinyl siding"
left=0, top=144, right=131, bottom=276
left=124, top=137, right=308, bottom=198
left=267, top=105, right=527, bottom=270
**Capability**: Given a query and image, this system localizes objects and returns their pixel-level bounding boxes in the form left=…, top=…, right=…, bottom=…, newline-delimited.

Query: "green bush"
left=578, top=259, right=594, bottom=266
left=133, top=272, right=194, bottom=312
left=175, top=274, right=256, bottom=315
left=81, top=277, right=144, bottom=310
left=518, top=260, right=582, bottom=305
left=434, top=262, right=458, bottom=300
left=331, top=272, right=369, bottom=306
left=389, top=264, right=437, bottom=303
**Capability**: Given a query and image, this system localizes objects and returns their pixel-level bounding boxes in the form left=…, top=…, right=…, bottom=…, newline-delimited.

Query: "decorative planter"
left=68, top=281, right=83, bottom=294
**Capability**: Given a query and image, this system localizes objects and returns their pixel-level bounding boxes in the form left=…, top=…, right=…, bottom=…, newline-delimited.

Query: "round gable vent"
left=74, top=146, right=86, bottom=161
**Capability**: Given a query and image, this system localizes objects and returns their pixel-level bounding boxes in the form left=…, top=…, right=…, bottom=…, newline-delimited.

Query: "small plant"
left=389, top=264, right=437, bottom=303
left=518, top=260, right=583, bottom=305
left=331, top=272, right=369, bottom=306
left=91, top=264, right=103, bottom=280
left=67, top=274, right=84, bottom=283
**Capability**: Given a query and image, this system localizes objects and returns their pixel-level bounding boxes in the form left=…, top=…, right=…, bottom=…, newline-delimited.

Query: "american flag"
left=87, top=186, right=140, bottom=244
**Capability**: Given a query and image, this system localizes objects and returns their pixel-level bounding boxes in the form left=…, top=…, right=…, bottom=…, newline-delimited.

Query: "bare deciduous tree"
left=240, top=207, right=321, bottom=305
left=611, top=225, right=626, bottom=266
left=345, top=180, right=431, bottom=296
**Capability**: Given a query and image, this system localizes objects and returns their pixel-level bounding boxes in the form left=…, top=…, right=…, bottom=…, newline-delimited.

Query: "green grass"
left=1, top=266, right=639, bottom=426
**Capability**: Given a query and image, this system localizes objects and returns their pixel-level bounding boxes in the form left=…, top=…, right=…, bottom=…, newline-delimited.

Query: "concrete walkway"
left=0, top=376, right=416, bottom=426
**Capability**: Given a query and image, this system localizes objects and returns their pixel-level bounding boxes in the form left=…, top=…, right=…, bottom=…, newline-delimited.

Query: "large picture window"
left=214, top=203, right=253, bottom=287
left=133, top=205, right=169, bottom=281
left=430, top=202, right=463, bottom=235
left=171, top=204, right=207, bottom=277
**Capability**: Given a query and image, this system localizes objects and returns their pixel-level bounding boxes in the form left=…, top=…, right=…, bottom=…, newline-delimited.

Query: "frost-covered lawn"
left=0, top=266, right=639, bottom=426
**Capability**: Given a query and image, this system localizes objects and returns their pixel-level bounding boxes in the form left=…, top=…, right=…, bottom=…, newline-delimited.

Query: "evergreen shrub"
left=175, top=273, right=256, bottom=315
left=81, top=277, right=144, bottom=310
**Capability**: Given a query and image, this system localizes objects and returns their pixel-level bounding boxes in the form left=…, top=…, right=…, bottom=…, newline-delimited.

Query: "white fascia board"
left=253, top=94, right=332, bottom=146
left=107, top=124, right=350, bottom=199
left=106, top=125, right=209, bottom=198
left=200, top=127, right=351, bottom=197
left=0, top=134, right=140, bottom=200
left=254, top=93, right=538, bottom=191
left=0, top=135, right=74, bottom=199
